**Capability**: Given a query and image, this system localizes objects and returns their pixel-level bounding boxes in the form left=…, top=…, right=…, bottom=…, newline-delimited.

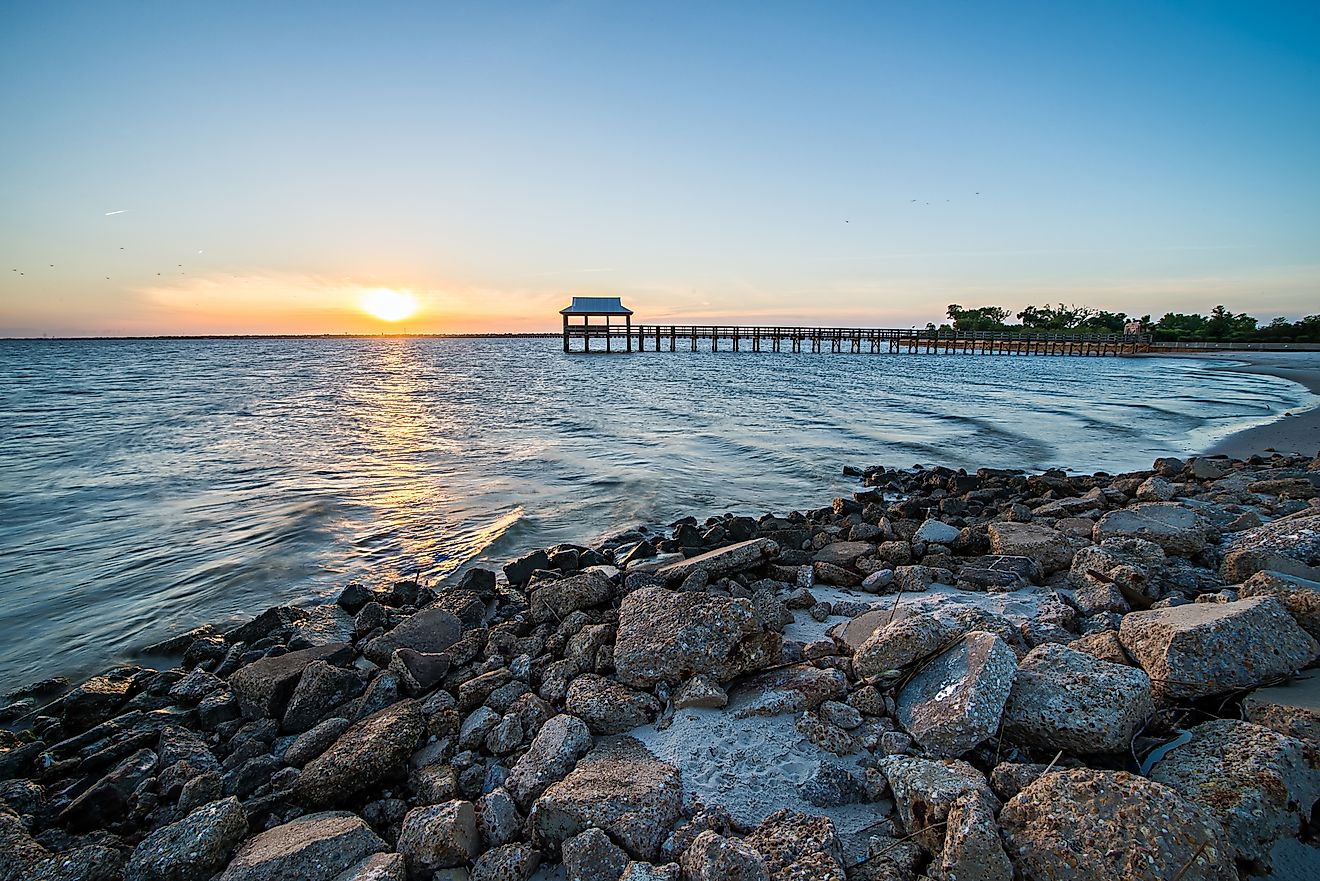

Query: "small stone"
left=282, top=661, right=366, bottom=733
left=294, top=700, right=426, bottom=808
left=563, top=827, right=629, bottom=881
left=672, top=675, right=728, bottom=709
left=679, top=830, right=769, bottom=881
left=1093, top=503, right=1209, bottom=557
left=819, top=700, right=862, bottom=730
left=528, top=572, right=612, bottom=624
left=987, top=522, right=1077, bottom=574
left=655, top=538, right=780, bottom=583
left=505, top=713, right=594, bottom=809
left=228, top=643, right=353, bottom=720
left=1135, top=475, right=1176, bottom=502
left=362, top=608, right=463, bottom=667
left=940, top=788, right=1012, bottom=881
left=742, top=809, right=845, bottom=880
left=470, top=843, right=540, bottom=881
left=283, top=717, right=350, bottom=768
left=477, top=788, right=522, bottom=848
left=396, top=801, right=480, bottom=876
left=852, top=612, right=952, bottom=678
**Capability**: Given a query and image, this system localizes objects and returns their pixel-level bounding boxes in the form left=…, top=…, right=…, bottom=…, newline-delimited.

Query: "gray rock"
left=331, top=853, right=405, bottom=881
left=458, top=706, right=500, bottom=750
left=679, top=830, right=769, bottom=881
left=915, top=519, right=962, bottom=546
left=1190, top=457, right=1232, bottom=480
left=998, top=770, right=1235, bottom=881
left=880, top=756, right=995, bottom=853
left=477, top=788, right=522, bottom=848
left=530, top=736, right=683, bottom=859
left=614, top=587, right=779, bottom=688
left=167, top=668, right=224, bottom=704
left=228, top=643, right=353, bottom=720
left=1093, top=503, right=1209, bottom=557
left=563, top=827, right=629, bottom=881
left=387, top=649, right=451, bottom=696
left=1136, top=475, right=1177, bottom=502
left=528, top=572, right=612, bottom=624
left=1223, top=514, right=1320, bottom=582
left=362, top=608, right=462, bottom=667
left=59, top=747, right=158, bottom=830
left=987, top=522, right=1078, bottom=574
left=125, top=797, right=248, bottom=881
left=729, top=665, right=846, bottom=719
left=851, top=612, right=952, bottom=678
left=1001, top=643, right=1154, bottom=754
left=742, top=808, right=845, bottom=880
left=672, top=674, right=728, bottom=709
left=565, top=674, right=661, bottom=735
left=505, top=713, right=594, bottom=809
left=294, top=700, right=426, bottom=808
left=620, top=863, right=682, bottom=881
left=283, top=662, right=366, bottom=733
left=61, top=668, right=136, bottom=731
left=470, top=843, right=540, bottom=881
left=288, top=605, right=357, bottom=646
left=813, top=541, right=874, bottom=567
left=283, top=717, right=350, bottom=768
left=896, top=631, right=1017, bottom=758
left=1243, top=671, right=1320, bottom=743
left=1118, top=597, right=1318, bottom=701
left=217, top=811, right=386, bottom=881
left=655, top=538, right=780, bottom=582
left=1149, top=718, right=1320, bottom=869
left=1240, top=570, right=1320, bottom=641
left=939, top=788, right=1011, bottom=881
left=396, top=801, right=479, bottom=878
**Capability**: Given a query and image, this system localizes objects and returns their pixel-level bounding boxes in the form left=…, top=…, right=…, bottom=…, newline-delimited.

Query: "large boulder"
left=362, top=609, right=462, bottom=667
left=895, top=631, right=1017, bottom=758
left=125, top=797, right=248, bottom=881
left=614, top=587, right=779, bottom=688
left=1118, top=597, right=1318, bottom=701
left=1092, top=503, right=1209, bottom=557
left=530, top=737, right=683, bottom=859
left=294, top=700, right=426, bottom=808
left=505, top=713, right=594, bottom=809
left=654, top=539, right=780, bottom=583
left=1149, top=718, right=1320, bottom=870
left=987, top=522, right=1078, bottom=574
left=1222, top=513, right=1320, bottom=582
left=227, top=643, right=353, bottom=720
left=1001, top=643, right=1154, bottom=754
left=217, top=812, right=386, bottom=881
left=528, top=572, right=612, bottom=624
left=998, top=770, right=1234, bottom=881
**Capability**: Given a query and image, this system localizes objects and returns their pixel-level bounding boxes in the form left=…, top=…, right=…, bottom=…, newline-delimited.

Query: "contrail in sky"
left=104, top=210, right=127, bottom=216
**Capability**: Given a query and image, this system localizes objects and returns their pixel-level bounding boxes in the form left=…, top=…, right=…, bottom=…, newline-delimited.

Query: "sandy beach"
left=1195, top=352, right=1320, bottom=459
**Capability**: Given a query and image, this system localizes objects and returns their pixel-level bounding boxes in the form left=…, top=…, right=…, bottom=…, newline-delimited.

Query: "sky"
left=1, top=0, right=1317, bottom=336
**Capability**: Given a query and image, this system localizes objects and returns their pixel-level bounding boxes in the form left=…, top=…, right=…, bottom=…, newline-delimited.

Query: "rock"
left=396, top=801, right=479, bottom=878
left=614, top=587, right=779, bottom=688
left=217, top=811, right=387, bottom=881
left=470, top=843, right=540, bottom=881
left=1001, top=643, right=1154, bottom=754
left=528, top=572, right=612, bottom=624
left=228, top=643, right=353, bottom=720
left=813, top=541, right=874, bottom=567
left=388, top=649, right=451, bottom=696
left=177, top=770, right=224, bottom=814
left=125, top=796, right=248, bottom=881
left=1067, top=631, right=1131, bottom=666
left=459, top=706, right=500, bottom=750
left=226, top=605, right=307, bottom=645
left=1118, top=597, right=1318, bottom=701
left=336, top=583, right=374, bottom=614
left=61, top=668, right=136, bottom=731
left=819, top=700, right=862, bottom=730
left=167, top=667, right=224, bottom=704
left=362, top=609, right=462, bottom=667
left=1149, top=718, right=1320, bottom=869
left=895, top=631, right=1017, bottom=758
left=742, top=809, right=845, bottom=881
left=332, top=853, right=405, bottom=881
left=294, top=700, right=426, bottom=808
left=283, top=662, right=366, bottom=733
left=939, top=788, right=1011, bottom=881
left=565, top=674, right=661, bottom=735
left=729, top=664, right=846, bottom=719
left=504, top=549, right=551, bottom=586
left=797, top=761, right=864, bottom=807
left=915, top=519, right=962, bottom=546
left=59, top=747, right=158, bottom=830
left=880, top=756, right=995, bottom=853
left=1136, top=475, right=1176, bottom=502
left=1190, top=457, right=1231, bottom=480
left=986, top=522, right=1077, bottom=574
left=998, top=769, right=1234, bottom=881
left=284, top=717, right=350, bottom=768
left=529, top=737, right=683, bottom=859
left=812, top=561, right=862, bottom=587
left=679, top=831, right=769, bottom=881
left=1239, top=570, right=1320, bottom=640
left=1222, top=513, right=1320, bottom=582
left=505, top=713, right=594, bottom=809
left=562, top=827, right=629, bottom=881
left=289, top=604, right=357, bottom=646
left=1244, top=671, right=1320, bottom=743
left=851, top=612, right=952, bottom=678
left=655, top=538, right=780, bottom=583
left=477, top=788, right=522, bottom=847
left=672, top=674, right=728, bottom=709
left=1093, top=503, right=1209, bottom=557
left=619, top=863, right=682, bottom=881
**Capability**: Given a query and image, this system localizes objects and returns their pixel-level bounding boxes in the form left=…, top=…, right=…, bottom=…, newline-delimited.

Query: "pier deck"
left=563, top=324, right=1151, bottom=356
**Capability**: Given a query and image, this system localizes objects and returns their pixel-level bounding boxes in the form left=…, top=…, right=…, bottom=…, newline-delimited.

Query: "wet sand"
left=1197, top=352, right=1320, bottom=458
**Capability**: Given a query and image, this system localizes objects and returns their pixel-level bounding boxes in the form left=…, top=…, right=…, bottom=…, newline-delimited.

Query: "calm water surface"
left=0, top=337, right=1311, bottom=688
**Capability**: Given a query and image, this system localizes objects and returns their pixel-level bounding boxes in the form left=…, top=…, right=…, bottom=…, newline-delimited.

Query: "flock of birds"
left=9, top=212, right=208, bottom=281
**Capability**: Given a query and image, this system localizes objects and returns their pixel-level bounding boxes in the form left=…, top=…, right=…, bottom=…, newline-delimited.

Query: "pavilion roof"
left=560, top=296, right=633, bottom=315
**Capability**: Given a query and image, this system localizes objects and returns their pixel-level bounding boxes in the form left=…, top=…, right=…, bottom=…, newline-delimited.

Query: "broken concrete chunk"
left=895, top=631, right=1017, bottom=758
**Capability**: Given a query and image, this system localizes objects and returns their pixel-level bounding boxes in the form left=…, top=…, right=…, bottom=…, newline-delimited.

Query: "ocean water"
left=0, top=337, right=1312, bottom=690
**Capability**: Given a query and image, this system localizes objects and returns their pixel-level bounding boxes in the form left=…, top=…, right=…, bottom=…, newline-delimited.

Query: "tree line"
left=938, top=303, right=1320, bottom=342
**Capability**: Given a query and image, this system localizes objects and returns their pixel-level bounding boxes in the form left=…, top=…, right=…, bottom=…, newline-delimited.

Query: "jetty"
left=560, top=298, right=1151, bottom=356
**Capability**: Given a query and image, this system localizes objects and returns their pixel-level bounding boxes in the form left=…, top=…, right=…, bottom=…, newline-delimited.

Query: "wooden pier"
left=563, top=324, right=1152, bottom=357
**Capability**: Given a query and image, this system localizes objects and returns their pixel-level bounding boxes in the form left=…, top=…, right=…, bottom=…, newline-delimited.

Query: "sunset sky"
left=1, top=1, right=1317, bottom=336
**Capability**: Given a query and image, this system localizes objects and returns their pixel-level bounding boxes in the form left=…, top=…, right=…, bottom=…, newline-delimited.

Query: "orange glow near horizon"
left=360, top=288, right=420, bottom=322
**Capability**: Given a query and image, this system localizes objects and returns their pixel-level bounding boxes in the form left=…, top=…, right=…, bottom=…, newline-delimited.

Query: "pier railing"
left=563, top=324, right=1152, bottom=357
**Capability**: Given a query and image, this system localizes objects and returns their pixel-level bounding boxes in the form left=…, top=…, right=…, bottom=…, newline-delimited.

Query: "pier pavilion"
left=560, top=297, right=633, bottom=352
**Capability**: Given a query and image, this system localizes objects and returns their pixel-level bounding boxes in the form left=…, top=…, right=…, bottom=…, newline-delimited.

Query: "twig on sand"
left=886, top=585, right=906, bottom=626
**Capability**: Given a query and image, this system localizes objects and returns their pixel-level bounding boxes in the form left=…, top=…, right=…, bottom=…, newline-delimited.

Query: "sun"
left=360, top=288, right=419, bottom=322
